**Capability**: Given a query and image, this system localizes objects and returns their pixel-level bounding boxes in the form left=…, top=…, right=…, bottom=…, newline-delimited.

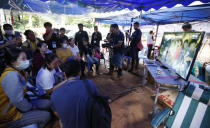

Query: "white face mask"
left=63, top=43, right=68, bottom=48
left=15, top=60, right=30, bottom=70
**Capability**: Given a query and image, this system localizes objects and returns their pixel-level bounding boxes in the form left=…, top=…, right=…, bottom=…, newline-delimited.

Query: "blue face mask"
left=5, top=30, right=13, bottom=35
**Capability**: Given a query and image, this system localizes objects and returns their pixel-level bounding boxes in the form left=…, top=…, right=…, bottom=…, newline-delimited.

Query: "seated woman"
left=82, top=38, right=100, bottom=75
left=0, top=48, right=51, bottom=128
left=56, top=40, right=74, bottom=62
left=32, top=41, right=48, bottom=76
left=36, top=53, right=67, bottom=97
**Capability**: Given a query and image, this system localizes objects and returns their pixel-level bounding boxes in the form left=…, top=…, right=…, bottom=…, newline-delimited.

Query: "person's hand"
left=77, top=56, right=81, bottom=60
left=7, top=38, right=16, bottom=45
left=15, top=37, right=22, bottom=44
left=75, top=56, right=81, bottom=60
left=104, top=39, right=108, bottom=42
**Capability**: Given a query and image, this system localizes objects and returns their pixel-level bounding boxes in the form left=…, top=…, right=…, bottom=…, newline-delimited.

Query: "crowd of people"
left=0, top=16, right=196, bottom=128
left=0, top=20, right=144, bottom=128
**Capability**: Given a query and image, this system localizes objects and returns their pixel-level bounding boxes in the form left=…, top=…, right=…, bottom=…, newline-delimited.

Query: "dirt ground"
left=90, top=64, right=157, bottom=128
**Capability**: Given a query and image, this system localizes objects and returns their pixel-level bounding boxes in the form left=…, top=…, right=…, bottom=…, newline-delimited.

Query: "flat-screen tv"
left=158, top=32, right=205, bottom=80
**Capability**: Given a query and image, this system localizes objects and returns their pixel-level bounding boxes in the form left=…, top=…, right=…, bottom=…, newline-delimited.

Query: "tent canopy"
left=68, top=0, right=210, bottom=11
left=95, top=3, right=210, bottom=26
left=0, top=0, right=209, bottom=26
left=1, top=0, right=210, bottom=14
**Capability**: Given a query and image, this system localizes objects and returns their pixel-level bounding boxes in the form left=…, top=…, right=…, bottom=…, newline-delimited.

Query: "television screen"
left=158, top=32, right=204, bottom=80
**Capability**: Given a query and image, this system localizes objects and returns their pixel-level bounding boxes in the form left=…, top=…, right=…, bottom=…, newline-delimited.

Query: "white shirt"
left=36, top=67, right=56, bottom=95
left=147, top=34, right=154, bottom=45
left=68, top=44, right=79, bottom=56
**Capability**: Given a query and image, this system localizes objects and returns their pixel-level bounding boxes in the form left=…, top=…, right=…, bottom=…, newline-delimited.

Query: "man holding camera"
left=108, top=24, right=125, bottom=79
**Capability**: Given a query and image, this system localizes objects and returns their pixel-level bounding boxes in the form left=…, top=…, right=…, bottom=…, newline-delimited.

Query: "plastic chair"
left=100, top=52, right=106, bottom=68
left=151, top=82, right=210, bottom=128
left=138, top=47, right=148, bottom=63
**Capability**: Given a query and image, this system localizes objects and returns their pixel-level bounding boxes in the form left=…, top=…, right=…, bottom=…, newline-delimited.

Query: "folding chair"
left=139, top=47, right=148, bottom=64
left=100, top=52, right=106, bottom=68
left=151, top=82, right=210, bottom=128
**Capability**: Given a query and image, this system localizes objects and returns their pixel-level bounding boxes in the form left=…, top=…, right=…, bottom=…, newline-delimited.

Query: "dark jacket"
left=91, top=32, right=102, bottom=48
left=75, top=31, right=89, bottom=49
left=130, top=29, right=142, bottom=47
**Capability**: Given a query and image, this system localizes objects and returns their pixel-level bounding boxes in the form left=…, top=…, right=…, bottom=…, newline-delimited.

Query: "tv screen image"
left=158, top=32, right=204, bottom=80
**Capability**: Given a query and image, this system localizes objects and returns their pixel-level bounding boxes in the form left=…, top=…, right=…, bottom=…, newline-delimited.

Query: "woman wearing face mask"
left=32, top=41, right=49, bottom=76
left=0, top=48, right=51, bottom=128
left=36, top=53, right=68, bottom=96
left=56, top=40, right=74, bottom=62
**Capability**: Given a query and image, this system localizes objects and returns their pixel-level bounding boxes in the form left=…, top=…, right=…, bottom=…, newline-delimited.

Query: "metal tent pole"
left=128, top=18, right=134, bottom=46
left=139, top=9, right=143, bottom=26
left=155, top=24, right=159, bottom=42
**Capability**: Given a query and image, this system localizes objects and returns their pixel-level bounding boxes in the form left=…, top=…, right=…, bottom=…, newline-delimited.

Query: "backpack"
left=83, top=80, right=112, bottom=128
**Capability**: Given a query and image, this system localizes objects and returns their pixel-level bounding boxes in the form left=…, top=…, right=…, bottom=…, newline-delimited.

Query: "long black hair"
left=34, top=41, right=46, bottom=53
left=43, top=53, right=57, bottom=70
left=0, top=48, right=23, bottom=76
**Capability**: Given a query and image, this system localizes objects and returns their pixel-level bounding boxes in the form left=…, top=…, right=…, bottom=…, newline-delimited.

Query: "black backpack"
left=83, top=80, right=112, bottom=128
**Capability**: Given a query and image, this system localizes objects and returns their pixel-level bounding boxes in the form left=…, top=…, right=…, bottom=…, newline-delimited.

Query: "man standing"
left=147, top=31, right=155, bottom=58
left=109, top=24, right=124, bottom=79
left=75, top=24, right=89, bottom=56
left=59, top=28, right=68, bottom=44
left=129, top=22, right=142, bottom=72
left=43, top=22, right=59, bottom=51
left=91, top=26, right=102, bottom=48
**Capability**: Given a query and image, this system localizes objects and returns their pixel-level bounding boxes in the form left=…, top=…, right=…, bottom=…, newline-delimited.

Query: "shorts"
left=130, top=47, right=139, bottom=59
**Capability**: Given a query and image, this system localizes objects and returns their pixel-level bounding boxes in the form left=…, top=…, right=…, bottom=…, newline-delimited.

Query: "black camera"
left=102, top=43, right=112, bottom=48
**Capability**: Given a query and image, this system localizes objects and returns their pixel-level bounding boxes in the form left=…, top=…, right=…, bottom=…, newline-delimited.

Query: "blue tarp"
left=1, top=0, right=210, bottom=14
left=142, top=3, right=210, bottom=25
left=70, top=0, right=210, bottom=11
left=95, top=3, right=210, bottom=26
left=1, top=0, right=209, bottom=26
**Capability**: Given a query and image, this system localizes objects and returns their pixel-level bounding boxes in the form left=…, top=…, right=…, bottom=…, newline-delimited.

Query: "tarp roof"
left=142, top=3, right=210, bottom=25
left=95, top=3, right=210, bottom=26
left=1, top=0, right=210, bottom=14
left=69, top=0, right=210, bottom=11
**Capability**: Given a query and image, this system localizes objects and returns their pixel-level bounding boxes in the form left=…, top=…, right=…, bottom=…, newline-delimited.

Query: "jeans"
left=110, top=53, right=123, bottom=68
left=86, top=55, right=99, bottom=72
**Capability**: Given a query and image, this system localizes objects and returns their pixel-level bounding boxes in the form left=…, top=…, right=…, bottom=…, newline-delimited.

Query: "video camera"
left=102, top=43, right=112, bottom=48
